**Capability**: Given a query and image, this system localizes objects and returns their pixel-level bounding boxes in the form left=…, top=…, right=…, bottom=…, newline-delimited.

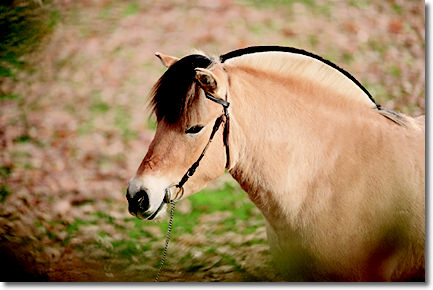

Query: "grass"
left=0, top=93, right=20, bottom=101
left=241, top=0, right=332, bottom=16
left=155, top=183, right=260, bottom=235
left=0, top=166, right=12, bottom=178
left=364, top=82, right=389, bottom=103
left=72, top=180, right=266, bottom=277
left=242, top=0, right=314, bottom=9
left=348, top=0, right=370, bottom=8
left=123, top=3, right=139, bottom=16
left=115, top=106, right=138, bottom=139
left=0, top=184, right=12, bottom=202
left=389, top=65, right=401, bottom=77
left=0, top=0, right=423, bottom=282
left=13, top=135, right=32, bottom=143
left=90, top=94, right=110, bottom=114
left=77, top=119, right=94, bottom=135
left=147, top=117, right=157, bottom=131
left=66, top=218, right=97, bottom=234
left=111, top=240, right=147, bottom=259
left=0, top=1, right=59, bottom=80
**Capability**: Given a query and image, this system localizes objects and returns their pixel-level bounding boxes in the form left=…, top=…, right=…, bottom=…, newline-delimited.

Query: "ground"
left=0, top=0, right=425, bottom=282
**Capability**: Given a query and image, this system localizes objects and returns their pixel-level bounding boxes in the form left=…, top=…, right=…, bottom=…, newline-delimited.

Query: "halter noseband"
left=150, top=87, right=230, bottom=218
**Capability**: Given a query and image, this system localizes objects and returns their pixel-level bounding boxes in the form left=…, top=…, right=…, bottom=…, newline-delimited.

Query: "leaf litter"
left=0, top=0, right=424, bottom=282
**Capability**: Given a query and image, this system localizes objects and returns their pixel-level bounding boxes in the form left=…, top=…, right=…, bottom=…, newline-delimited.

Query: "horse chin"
left=137, top=203, right=167, bottom=221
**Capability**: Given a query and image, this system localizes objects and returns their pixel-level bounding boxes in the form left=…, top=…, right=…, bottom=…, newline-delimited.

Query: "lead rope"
left=154, top=200, right=176, bottom=282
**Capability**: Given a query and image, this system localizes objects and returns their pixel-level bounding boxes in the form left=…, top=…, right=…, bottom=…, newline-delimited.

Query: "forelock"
left=149, top=54, right=214, bottom=123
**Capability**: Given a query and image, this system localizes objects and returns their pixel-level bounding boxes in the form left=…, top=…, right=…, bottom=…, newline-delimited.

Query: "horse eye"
left=185, top=125, right=204, bottom=134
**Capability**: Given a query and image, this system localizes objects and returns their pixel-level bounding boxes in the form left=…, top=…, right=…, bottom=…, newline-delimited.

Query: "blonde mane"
left=222, top=51, right=376, bottom=108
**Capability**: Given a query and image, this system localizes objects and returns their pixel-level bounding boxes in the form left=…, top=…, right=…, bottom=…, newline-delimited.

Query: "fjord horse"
left=126, top=46, right=425, bottom=281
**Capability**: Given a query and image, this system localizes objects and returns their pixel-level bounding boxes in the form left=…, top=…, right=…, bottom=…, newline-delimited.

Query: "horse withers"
left=126, top=46, right=425, bottom=281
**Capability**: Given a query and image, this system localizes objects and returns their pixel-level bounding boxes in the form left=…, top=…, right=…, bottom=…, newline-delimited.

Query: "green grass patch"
left=46, top=230, right=57, bottom=241
left=190, top=183, right=257, bottom=222
left=90, top=91, right=110, bottom=114
left=242, top=0, right=315, bottom=9
left=13, top=135, right=32, bottom=143
left=308, top=35, right=318, bottom=48
left=349, top=0, right=370, bottom=8
left=342, top=52, right=354, bottom=64
left=60, top=237, right=71, bottom=247
left=67, top=218, right=96, bottom=234
left=115, top=106, right=138, bottom=139
left=0, top=66, right=15, bottom=78
left=241, top=224, right=261, bottom=235
left=157, top=183, right=258, bottom=234
left=179, top=252, right=194, bottom=264
left=188, top=183, right=249, bottom=213
left=111, top=240, right=149, bottom=259
left=90, top=101, right=110, bottom=114
left=129, top=227, right=153, bottom=239
left=0, top=2, right=60, bottom=79
left=99, top=6, right=112, bottom=19
left=34, top=220, right=43, bottom=228
left=392, top=4, right=402, bottom=14
left=124, top=3, right=139, bottom=16
left=0, top=184, right=12, bottom=202
left=367, top=38, right=388, bottom=56
left=48, top=10, right=60, bottom=28
left=364, top=82, right=389, bottom=103
left=147, top=117, right=157, bottom=131
left=77, top=119, right=94, bottom=135
left=0, top=166, right=12, bottom=178
left=241, top=0, right=331, bottom=16
left=98, top=231, right=109, bottom=238
left=389, top=65, right=401, bottom=77
left=93, top=211, right=115, bottom=224
left=0, top=93, right=20, bottom=101
left=158, top=207, right=202, bottom=235
left=204, top=247, right=217, bottom=255
left=12, top=151, right=31, bottom=158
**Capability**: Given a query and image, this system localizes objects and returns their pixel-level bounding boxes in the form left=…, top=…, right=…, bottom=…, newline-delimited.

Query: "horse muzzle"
left=126, top=183, right=184, bottom=220
left=126, top=186, right=154, bottom=220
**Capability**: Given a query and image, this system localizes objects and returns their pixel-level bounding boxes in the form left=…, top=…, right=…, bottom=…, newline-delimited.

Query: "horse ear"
left=195, top=68, right=218, bottom=93
left=154, top=52, right=179, bottom=68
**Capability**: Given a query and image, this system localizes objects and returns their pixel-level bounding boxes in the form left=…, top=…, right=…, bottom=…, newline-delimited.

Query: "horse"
left=126, top=46, right=425, bottom=281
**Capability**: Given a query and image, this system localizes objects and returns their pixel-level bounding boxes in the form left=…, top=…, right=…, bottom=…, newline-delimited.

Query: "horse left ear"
left=155, top=52, right=179, bottom=68
left=195, top=68, right=218, bottom=93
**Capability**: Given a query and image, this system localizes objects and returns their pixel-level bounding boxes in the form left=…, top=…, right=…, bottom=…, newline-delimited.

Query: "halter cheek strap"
left=150, top=88, right=230, bottom=219
left=163, top=88, right=230, bottom=203
left=176, top=90, right=230, bottom=189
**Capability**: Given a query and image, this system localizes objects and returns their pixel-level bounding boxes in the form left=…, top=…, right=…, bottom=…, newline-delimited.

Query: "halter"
left=153, top=87, right=230, bottom=282
left=148, top=86, right=230, bottom=219
left=163, top=87, right=230, bottom=205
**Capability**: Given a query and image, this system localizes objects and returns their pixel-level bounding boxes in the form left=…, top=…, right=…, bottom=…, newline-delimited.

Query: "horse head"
left=126, top=52, right=230, bottom=220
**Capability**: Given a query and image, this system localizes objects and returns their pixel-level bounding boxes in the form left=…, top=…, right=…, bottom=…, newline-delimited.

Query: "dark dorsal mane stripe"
left=220, top=46, right=378, bottom=108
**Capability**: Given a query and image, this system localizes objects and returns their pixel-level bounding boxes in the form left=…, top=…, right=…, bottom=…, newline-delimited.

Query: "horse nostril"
left=132, top=189, right=150, bottom=212
left=126, top=186, right=132, bottom=201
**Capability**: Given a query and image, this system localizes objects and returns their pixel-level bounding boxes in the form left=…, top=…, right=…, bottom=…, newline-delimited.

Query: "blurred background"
left=0, top=0, right=425, bottom=282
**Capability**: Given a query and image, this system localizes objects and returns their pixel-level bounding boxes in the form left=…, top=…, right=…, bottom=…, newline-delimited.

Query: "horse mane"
left=149, top=54, right=214, bottom=123
left=150, top=46, right=408, bottom=127
left=220, top=46, right=379, bottom=109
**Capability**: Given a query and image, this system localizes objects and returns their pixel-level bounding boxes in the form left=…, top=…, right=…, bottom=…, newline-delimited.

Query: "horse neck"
left=225, top=66, right=375, bottom=223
